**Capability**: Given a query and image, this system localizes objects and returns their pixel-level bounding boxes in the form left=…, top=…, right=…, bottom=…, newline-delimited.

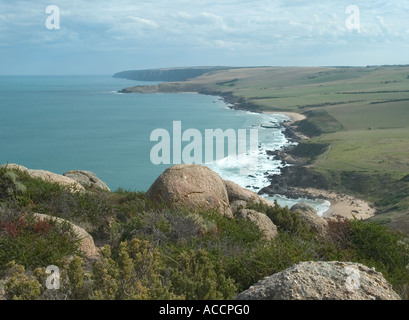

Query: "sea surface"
left=0, top=75, right=329, bottom=213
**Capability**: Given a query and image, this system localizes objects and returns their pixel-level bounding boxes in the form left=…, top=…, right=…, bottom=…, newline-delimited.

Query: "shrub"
left=223, top=231, right=320, bottom=291
left=3, top=261, right=42, bottom=300
left=91, top=246, right=120, bottom=300
left=92, top=239, right=179, bottom=300
left=349, top=219, right=409, bottom=296
left=247, top=200, right=311, bottom=236
left=2, top=167, right=409, bottom=300
left=127, top=209, right=208, bottom=246
left=200, top=209, right=264, bottom=245
left=0, top=212, right=81, bottom=271
left=0, top=168, right=121, bottom=240
left=0, top=168, right=28, bottom=204
left=315, top=218, right=409, bottom=298
left=167, top=248, right=237, bottom=300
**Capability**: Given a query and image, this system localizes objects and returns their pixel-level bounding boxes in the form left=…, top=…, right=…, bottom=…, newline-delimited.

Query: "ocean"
left=0, top=75, right=329, bottom=213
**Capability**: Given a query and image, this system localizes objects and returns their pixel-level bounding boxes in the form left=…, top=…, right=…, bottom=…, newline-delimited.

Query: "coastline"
left=259, top=111, right=375, bottom=221
left=262, top=111, right=306, bottom=123
left=119, top=84, right=376, bottom=221
left=260, top=112, right=376, bottom=220
left=215, top=95, right=377, bottom=221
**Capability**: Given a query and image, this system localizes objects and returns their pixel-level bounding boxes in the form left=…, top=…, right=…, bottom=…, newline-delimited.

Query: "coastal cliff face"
left=146, top=164, right=278, bottom=241
left=0, top=163, right=407, bottom=300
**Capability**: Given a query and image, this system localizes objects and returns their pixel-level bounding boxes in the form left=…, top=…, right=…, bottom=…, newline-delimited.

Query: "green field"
left=122, top=65, right=409, bottom=232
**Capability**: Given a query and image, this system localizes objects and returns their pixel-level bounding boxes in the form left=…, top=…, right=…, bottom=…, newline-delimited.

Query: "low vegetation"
left=1, top=167, right=408, bottom=300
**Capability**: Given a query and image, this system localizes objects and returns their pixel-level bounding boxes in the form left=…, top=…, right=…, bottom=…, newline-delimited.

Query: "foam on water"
left=207, top=110, right=330, bottom=216
left=265, top=195, right=331, bottom=217
left=207, top=124, right=288, bottom=191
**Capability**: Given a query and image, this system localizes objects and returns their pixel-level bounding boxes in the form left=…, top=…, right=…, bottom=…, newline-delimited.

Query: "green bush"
left=200, top=209, right=264, bottom=245
left=3, top=261, right=42, bottom=300
left=323, top=218, right=409, bottom=298
left=223, top=231, right=320, bottom=291
left=0, top=212, right=81, bottom=271
left=349, top=220, right=409, bottom=296
left=0, top=168, right=152, bottom=244
left=247, top=200, right=311, bottom=236
left=167, top=248, right=237, bottom=300
left=126, top=209, right=208, bottom=246
left=92, top=239, right=179, bottom=300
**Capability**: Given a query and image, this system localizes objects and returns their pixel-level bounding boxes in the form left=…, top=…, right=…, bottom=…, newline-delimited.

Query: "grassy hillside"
left=122, top=65, right=409, bottom=233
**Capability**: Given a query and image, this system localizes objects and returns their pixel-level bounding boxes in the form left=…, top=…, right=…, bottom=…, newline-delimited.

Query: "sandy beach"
left=263, top=111, right=307, bottom=122
left=298, top=188, right=376, bottom=220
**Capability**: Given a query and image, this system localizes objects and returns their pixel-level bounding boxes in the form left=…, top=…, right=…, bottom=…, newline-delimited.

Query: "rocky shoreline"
left=208, top=91, right=323, bottom=201
left=258, top=117, right=325, bottom=200
left=256, top=116, right=376, bottom=220
left=199, top=91, right=375, bottom=220
left=119, top=84, right=375, bottom=220
left=215, top=92, right=332, bottom=203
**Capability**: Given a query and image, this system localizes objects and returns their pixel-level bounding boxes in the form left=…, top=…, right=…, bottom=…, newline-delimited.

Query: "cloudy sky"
left=1, top=0, right=408, bottom=75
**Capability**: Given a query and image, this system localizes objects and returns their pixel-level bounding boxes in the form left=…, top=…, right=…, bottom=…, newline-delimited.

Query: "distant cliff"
left=113, top=67, right=236, bottom=82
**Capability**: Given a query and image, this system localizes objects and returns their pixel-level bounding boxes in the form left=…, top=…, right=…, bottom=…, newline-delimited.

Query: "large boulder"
left=34, top=213, right=98, bottom=259
left=236, top=209, right=278, bottom=241
left=236, top=261, right=401, bottom=300
left=64, top=170, right=110, bottom=192
left=146, top=164, right=233, bottom=218
left=291, top=202, right=328, bottom=237
left=224, top=180, right=274, bottom=208
left=1, top=164, right=84, bottom=193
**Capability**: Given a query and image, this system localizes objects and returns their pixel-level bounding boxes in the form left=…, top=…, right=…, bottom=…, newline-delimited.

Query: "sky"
left=0, top=0, right=408, bottom=75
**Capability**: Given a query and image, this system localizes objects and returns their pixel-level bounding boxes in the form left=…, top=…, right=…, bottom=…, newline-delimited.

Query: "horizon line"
left=2, top=64, right=409, bottom=77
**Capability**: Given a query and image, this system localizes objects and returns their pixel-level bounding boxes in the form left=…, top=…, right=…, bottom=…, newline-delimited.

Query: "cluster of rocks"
left=140, top=164, right=400, bottom=300
left=266, top=149, right=306, bottom=167
left=2, top=163, right=328, bottom=255
left=146, top=164, right=330, bottom=241
left=0, top=163, right=401, bottom=300
left=0, top=164, right=110, bottom=193
left=0, top=163, right=109, bottom=259
left=146, top=164, right=279, bottom=241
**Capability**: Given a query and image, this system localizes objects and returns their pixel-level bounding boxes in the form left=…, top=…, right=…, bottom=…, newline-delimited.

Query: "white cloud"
left=2, top=1, right=408, bottom=47
left=127, top=16, right=159, bottom=28
left=0, top=0, right=408, bottom=73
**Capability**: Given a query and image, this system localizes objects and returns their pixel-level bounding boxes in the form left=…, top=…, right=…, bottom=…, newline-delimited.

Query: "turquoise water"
left=0, top=75, right=329, bottom=213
